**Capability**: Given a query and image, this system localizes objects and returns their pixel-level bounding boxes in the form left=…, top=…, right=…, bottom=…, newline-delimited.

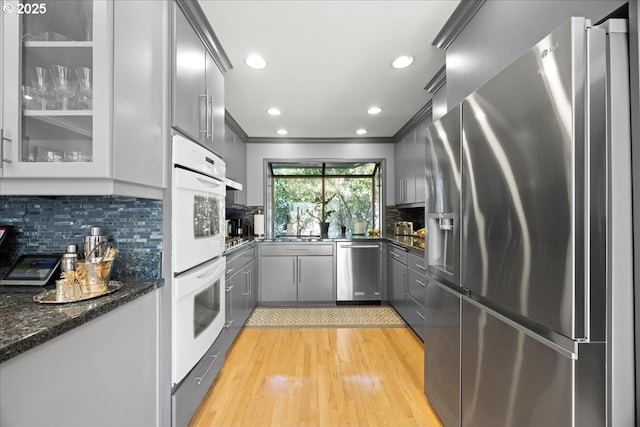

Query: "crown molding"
left=224, top=111, right=249, bottom=142
left=245, top=137, right=394, bottom=144
left=432, top=0, right=486, bottom=50
left=393, top=101, right=433, bottom=142
left=175, top=0, right=233, bottom=72
left=425, top=65, right=446, bottom=94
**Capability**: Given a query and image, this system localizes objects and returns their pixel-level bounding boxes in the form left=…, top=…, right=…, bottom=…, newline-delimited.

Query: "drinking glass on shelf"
left=76, top=0, right=93, bottom=41
left=30, top=66, right=51, bottom=110
left=50, top=65, right=76, bottom=110
left=75, top=67, right=92, bottom=110
left=21, top=85, right=37, bottom=110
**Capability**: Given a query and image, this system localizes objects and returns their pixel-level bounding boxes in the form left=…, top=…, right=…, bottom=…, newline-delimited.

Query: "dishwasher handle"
left=341, top=245, right=380, bottom=249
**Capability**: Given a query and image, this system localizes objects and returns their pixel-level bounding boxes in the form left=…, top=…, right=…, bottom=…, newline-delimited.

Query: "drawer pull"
left=415, top=264, right=426, bottom=271
left=416, top=279, right=426, bottom=287
left=416, top=311, right=425, bottom=320
left=225, top=268, right=235, bottom=275
left=225, top=285, right=234, bottom=292
left=195, top=351, right=221, bottom=385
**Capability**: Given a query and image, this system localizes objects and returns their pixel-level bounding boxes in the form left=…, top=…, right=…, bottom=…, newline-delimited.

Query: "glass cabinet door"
left=2, top=0, right=110, bottom=178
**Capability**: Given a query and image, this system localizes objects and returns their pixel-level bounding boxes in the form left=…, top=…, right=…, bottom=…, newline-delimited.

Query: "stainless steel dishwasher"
left=336, top=241, right=382, bottom=302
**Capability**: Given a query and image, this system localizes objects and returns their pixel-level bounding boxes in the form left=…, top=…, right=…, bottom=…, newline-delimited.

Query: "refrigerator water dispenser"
left=428, top=213, right=455, bottom=276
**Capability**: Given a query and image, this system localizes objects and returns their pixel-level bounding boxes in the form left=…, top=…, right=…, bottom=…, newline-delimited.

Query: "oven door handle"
left=174, top=167, right=224, bottom=194
left=175, top=259, right=225, bottom=300
left=196, top=177, right=222, bottom=189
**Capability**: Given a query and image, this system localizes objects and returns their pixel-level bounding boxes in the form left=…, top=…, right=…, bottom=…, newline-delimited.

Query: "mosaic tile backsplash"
left=0, top=196, right=163, bottom=280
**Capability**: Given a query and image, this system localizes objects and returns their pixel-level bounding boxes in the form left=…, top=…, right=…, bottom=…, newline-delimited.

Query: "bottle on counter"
left=84, top=226, right=107, bottom=262
left=61, top=244, right=79, bottom=273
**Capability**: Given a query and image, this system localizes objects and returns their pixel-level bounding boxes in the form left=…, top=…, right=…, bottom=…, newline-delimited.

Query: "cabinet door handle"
left=390, top=252, right=401, bottom=259
left=1, top=129, right=11, bottom=164
left=298, top=259, right=302, bottom=283
left=293, top=258, right=296, bottom=283
left=195, top=351, right=220, bottom=385
left=225, top=285, right=233, bottom=292
left=416, top=311, right=425, bottom=320
left=416, top=279, right=426, bottom=288
left=224, top=319, right=234, bottom=329
left=207, top=93, right=213, bottom=140
left=225, top=268, right=235, bottom=275
left=199, top=92, right=208, bottom=136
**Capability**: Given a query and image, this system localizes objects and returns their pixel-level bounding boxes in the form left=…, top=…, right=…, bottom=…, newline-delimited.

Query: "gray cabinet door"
left=206, top=51, right=225, bottom=157
left=260, top=256, right=297, bottom=301
left=297, top=256, right=334, bottom=301
left=389, top=257, right=406, bottom=309
left=414, top=119, right=428, bottom=204
left=234, top=138, right=247, bottom=205
left=247, top=258, right=258, bottom=310
left=173, top=5, right=205, bottom=144
left=224, top=123, right=236, bottom=180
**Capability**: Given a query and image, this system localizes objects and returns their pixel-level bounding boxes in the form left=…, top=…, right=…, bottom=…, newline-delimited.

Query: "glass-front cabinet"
left=1, top=0, right=110, bottom=178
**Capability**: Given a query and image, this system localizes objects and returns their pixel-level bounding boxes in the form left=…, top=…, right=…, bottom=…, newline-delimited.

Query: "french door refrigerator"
left=423, top=17, right=634, bottom=427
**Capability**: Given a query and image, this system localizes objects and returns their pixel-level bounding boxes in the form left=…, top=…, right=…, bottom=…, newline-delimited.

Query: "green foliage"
left=273, top=169, right=380, bottom=235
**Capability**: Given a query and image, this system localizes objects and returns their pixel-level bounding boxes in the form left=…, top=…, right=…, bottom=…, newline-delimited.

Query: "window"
left=268, top=161, right=382, bottom=236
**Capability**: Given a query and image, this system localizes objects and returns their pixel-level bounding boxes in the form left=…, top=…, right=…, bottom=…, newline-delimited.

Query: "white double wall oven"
left=171, top=134, right=226, bottom=386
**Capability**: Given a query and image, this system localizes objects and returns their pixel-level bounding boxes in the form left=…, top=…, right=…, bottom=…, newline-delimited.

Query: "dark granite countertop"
left=257, top=233, right=425, bottom=255
left=0, top=279, right=162, bottom=363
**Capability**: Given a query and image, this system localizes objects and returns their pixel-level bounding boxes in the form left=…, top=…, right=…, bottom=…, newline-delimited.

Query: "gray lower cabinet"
left=172, top=335, right=225, bottom=427
left=260, top=243, right=335, bottom=303
left=387, top=243, right=426, bottom=340
left=1, top=292, right=159, bottom=426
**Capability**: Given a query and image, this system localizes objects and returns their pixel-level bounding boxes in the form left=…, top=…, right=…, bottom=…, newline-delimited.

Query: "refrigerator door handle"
left=463, top=296, right=577, bottom=359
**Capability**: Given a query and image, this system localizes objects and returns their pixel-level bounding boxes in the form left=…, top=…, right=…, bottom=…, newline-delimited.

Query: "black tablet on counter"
left=0, top=254, right=62, bottom=286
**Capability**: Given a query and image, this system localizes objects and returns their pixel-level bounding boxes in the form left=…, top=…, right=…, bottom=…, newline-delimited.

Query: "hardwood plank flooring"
left=190, top=327, right=443, bottom=427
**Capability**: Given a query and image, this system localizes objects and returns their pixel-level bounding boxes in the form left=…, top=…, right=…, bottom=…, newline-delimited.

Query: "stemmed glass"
left=30, top=66, right=50, bottom=110
left=49, top=65, right=76, bottom=110
left=75, top=67, right=92, bottom=110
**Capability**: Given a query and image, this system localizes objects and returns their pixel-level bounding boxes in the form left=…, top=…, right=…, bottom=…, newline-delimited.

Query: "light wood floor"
left=190, top=327, right=443, bottom=427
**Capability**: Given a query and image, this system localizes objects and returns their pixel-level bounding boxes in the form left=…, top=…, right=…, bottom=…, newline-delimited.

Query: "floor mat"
left=245, top=306, right=407, bottom=328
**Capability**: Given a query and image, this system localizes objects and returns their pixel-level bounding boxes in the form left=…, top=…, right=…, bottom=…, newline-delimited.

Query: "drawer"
left=404, top=296, right=426, bottom=342
left=172, top=335, right=226, bottom=427
left=407, top=252, right=426, bottom=273
left=260, top=243, right=334, bottom=257
left=226, top=244, right=256, bottom=275
left=407, top=268, right=426, bottom=309
left=388, top=244, right=408, bottom=265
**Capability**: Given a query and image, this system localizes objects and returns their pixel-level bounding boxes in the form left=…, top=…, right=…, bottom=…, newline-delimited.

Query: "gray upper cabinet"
left=395, top=117, right=429, bottom=206
left=0, top=0, right=167, bottom=198
left=173, top=7, right=204, bottom=146
left=172, top=3, right=225, bottom=158
left=225, top=122, right=247, bottom=206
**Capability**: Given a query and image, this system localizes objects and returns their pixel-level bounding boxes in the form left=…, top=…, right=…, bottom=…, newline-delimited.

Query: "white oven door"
left=172, top=256, right=226, bottom=386
left=173, top=167, right=225, bottom=274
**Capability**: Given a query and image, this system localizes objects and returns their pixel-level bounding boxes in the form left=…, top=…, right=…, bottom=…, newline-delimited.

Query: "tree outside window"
left=270, top=162, right=381, bottom=236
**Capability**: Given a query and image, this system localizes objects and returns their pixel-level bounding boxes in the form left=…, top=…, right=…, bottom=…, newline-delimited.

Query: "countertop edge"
left=0, top=279, right=162, bottom=364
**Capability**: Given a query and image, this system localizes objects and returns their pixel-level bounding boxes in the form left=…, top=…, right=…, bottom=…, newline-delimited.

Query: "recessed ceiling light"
left=392, top=55, right=414, bottom=69
left=267, top=107, right=281, bottom=116
left=245, top=54, right=267, bottom=70
left=276, top=128, right=288, bottom=135
left=356, top=128, right=367, bottom=135
left=367, top=106, right=382, bottom=115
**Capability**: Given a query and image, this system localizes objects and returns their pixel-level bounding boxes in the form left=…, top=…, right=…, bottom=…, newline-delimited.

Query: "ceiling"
left=199, top=1, right=460, bottom=139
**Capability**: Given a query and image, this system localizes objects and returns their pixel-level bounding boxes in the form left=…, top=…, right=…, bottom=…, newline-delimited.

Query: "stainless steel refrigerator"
left=423, top=17, right=634, bottom=426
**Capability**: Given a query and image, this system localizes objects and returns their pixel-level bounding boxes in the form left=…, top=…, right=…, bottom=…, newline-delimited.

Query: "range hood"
left=225, top=177, right=243, bottom=191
